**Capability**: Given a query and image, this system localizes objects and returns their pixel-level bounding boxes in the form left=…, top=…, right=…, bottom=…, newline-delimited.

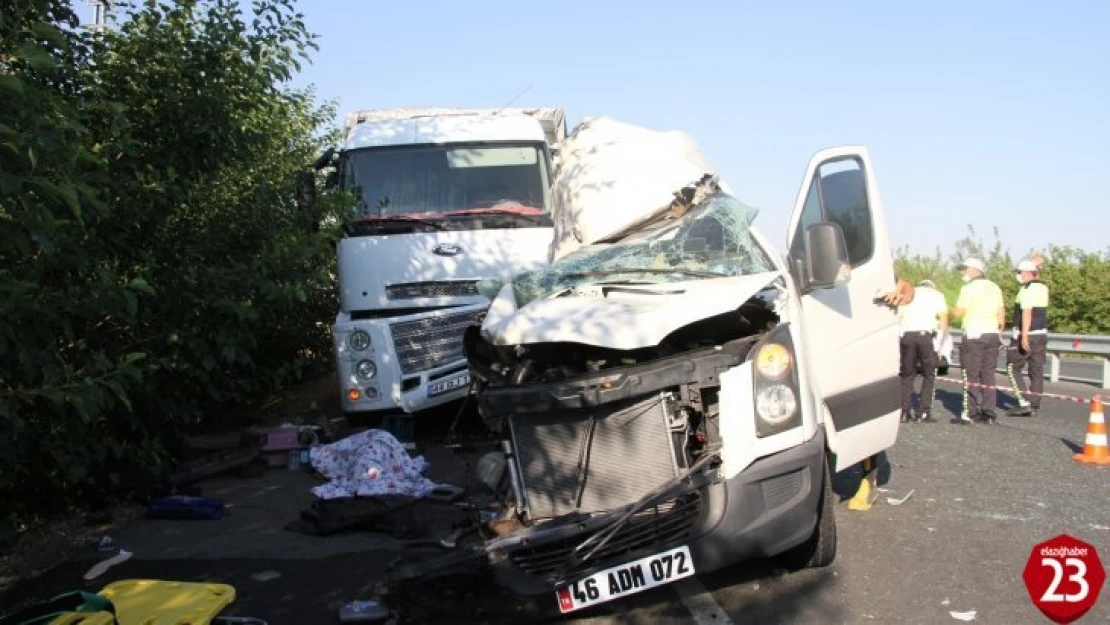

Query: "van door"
left=785, top=146, right=901, bottom=472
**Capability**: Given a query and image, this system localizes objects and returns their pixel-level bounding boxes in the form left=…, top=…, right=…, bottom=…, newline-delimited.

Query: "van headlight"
left=751, top=324, right=801, bottom=437
left=355, top=359, right=377, bottom=381
left=349, top=330, right=371, bottom=351
left=756, top=383, right=798, bottom=425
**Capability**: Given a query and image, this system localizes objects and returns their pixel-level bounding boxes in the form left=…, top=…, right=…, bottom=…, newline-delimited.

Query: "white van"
left=463, top=118, right=902, bottom=613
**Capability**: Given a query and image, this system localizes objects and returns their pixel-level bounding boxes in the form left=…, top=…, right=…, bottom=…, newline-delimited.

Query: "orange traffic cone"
left=1073, top=396, right=1110, bottom=465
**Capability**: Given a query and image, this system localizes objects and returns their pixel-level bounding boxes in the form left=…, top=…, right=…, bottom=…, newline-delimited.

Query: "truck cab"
left=463, top=117, right=902, bottom=613
left=330, top=108, right=564, bottom=421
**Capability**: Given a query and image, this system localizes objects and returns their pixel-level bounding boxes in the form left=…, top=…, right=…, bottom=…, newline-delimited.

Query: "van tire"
left=780, top=458, right=837, bottom=570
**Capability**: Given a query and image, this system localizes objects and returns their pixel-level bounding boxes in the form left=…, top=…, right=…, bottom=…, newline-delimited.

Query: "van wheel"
left=780, top=458, right=837, bottom=570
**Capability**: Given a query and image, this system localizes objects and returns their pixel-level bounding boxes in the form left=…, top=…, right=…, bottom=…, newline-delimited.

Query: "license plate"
left=427, top=372, right=469, bottom=397
left=554, top=545, right=695, bottom=614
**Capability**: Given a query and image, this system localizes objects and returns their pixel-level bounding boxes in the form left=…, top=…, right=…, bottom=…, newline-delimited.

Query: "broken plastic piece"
left=339, top=599, right=391, bottom=623
left=886, top=489, right=915, bottom=506
left=83, top=548, right=132, bottom=580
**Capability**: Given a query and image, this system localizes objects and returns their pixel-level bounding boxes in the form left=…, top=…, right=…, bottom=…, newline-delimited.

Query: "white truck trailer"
left=329, top=107, right=566, bottom=423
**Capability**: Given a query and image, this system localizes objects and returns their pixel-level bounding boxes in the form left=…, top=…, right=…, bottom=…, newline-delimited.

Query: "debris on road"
left=949, top=609, right=977, bottom=621
left=83, top=548, right=132, bottom=581
left=146, top=494, right=226, bottom=520
left=338, top=598, right=392, bottom=623
left=886, top=489, right=915, bottom=506
left=250, top=570, right=282, bottom=582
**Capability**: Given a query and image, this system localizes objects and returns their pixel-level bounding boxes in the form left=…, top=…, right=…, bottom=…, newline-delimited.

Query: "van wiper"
left=561, top=268, right=729, bottom=280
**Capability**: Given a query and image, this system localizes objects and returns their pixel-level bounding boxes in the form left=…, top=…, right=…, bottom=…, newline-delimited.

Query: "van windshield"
left=341, top=142, right=551, bottom=219
left=505, top=191, right=777, bottom=306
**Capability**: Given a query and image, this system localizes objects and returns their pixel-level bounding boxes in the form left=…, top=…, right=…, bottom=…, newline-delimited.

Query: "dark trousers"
left=1006, top=333, right=1048, bottom=409
left=961, top=334, right=1001, bottom=417
left=899, top=331, right=937, bottom=412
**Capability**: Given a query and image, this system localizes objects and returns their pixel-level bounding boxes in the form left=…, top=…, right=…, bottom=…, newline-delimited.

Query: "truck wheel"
left=780, top=458, right=837, bottom=570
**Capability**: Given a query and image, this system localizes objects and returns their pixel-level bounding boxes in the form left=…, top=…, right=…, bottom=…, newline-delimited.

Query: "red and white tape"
left=936, top=377, right=1105, bottom=405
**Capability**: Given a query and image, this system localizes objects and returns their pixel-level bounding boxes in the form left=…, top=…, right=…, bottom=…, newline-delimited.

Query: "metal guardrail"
left=949, top=330, right=1110, bottom=389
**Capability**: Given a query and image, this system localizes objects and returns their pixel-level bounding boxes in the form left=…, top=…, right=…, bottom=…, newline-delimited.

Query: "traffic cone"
left=848, top=456, right=879, bottom=511
left=1073, top=396, right=1110, bottom=465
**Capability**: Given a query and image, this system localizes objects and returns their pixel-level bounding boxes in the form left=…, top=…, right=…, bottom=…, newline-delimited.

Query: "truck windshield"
left=504, top=191, right=777, bottom=307
left=341, top=142, right=551, bottom=219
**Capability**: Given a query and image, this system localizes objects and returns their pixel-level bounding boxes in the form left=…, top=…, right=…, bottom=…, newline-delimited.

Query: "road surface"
left=2, top=372, right=1107, bottom=624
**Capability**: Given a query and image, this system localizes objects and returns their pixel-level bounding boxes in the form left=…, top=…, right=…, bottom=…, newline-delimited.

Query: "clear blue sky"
left=83, top=1, right=1109, bottom=258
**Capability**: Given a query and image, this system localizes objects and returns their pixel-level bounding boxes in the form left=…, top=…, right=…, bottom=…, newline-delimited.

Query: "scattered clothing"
left=309, top=429, right=439, bottom=500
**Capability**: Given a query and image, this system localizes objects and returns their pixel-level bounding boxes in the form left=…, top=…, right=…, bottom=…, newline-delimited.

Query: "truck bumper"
left=488, top=426, right=826, bottom=599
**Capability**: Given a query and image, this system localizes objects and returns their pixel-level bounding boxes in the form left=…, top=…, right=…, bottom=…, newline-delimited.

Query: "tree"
left=0, top=0, right=351, bottom=528
left=894, top=225, right=1110, bottom=334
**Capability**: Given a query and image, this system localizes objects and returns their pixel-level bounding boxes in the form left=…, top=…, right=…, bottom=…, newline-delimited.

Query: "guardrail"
left=949, top=330, right=1110, bottom=389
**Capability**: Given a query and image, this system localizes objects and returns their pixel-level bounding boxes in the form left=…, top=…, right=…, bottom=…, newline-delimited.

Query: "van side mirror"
left=802, top=221, right=851, bottom=289
left=296, top=170, right=318, bottom=232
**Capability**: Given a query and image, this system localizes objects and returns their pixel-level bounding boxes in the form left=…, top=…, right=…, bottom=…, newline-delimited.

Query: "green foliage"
left=895, top=225, right=1110, bottom=334
left=0, top=0, right=351, bottom=523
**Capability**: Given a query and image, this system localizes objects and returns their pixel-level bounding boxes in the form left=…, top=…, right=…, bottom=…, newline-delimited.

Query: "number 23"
left=1040, top=557, right=1089, bottom=603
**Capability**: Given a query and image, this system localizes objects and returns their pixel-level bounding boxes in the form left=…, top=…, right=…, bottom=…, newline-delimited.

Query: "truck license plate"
left=427, top=372, right=469, bottom=397
left=554, top=545, right=695, bottom=614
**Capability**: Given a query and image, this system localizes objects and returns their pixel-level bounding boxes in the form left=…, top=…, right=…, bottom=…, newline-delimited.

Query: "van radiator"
left=508, top=393, right=681, bottom=520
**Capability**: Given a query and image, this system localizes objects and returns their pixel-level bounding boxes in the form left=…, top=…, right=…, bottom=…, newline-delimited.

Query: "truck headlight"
left=349, top=330, right=371, bottom=351
left=355, top=359, right=377, bottom=380
left=750, top=324, right=801, bottom=437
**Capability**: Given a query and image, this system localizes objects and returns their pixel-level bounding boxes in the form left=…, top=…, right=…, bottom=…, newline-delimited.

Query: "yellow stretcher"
left=46, top=580, right=265, bottom=625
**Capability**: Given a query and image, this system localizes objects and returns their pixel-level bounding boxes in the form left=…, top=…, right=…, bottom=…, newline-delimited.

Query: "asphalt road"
left=3, top=371, right=1108, bottom=624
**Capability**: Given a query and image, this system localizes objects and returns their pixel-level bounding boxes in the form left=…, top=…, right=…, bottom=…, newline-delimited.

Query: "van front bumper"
left=486, top=426, right=826, bottom=598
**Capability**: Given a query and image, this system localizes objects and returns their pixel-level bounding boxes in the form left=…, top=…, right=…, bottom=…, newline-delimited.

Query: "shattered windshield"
left=506, top=191, right=776, bottom=307
left=341, top=142, right=551, bottom=218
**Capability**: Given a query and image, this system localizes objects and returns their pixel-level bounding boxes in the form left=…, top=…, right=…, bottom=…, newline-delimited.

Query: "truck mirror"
left=803, top=221, right=851, bottom=289
left=296, top=170, right=319, bottom=232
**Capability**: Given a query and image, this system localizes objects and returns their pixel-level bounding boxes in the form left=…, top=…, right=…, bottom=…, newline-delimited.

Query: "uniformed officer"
left=1006, top=258, right=1049, bottom=416
left=951, top=258, right=1006, bottom=425
left=898, top=279, right=948, bottom=423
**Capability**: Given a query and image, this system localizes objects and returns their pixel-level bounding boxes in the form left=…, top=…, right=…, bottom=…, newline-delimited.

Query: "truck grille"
left=386, top=280, right=479, bottom=300
left=389, top=309, right=481, bottom=374
left=507, top=493, right=702, bottom=580
left=509, top=393, right=681, bottom=520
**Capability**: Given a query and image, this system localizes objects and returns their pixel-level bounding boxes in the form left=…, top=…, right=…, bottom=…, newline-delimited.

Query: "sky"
left=78, top=1, right=1109, bottom=258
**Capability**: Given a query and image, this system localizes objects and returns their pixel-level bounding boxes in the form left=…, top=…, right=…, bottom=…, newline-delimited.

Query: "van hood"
left=480, top=271, right=781, bottom=350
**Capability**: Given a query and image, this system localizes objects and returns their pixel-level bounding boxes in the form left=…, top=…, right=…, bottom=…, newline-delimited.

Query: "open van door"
left=785, top=146, right=901, bottom=472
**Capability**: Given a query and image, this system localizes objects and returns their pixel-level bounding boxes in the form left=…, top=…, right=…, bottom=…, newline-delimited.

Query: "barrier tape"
left=936, top=376, right=1103, bottom=405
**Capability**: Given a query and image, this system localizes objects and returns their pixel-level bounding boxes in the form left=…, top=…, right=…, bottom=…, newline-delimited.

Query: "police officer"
left=951, top=258, right=1006, bottom=425
left=1006, top=258, right=1049, bottom=416
left=898, top=279, right=948, bottom=423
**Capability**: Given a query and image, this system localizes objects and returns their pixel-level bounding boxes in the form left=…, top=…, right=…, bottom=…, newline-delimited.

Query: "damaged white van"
left=462, top=117, right=902, bottom=614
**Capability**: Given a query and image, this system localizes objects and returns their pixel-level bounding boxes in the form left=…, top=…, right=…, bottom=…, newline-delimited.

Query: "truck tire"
left=780, top=457, right=837, bottom=570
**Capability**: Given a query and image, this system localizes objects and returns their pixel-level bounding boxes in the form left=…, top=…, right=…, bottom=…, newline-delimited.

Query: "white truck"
left=325, top=107, right=566, bottom=423
left=462, top=117, right=903, bottom=613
